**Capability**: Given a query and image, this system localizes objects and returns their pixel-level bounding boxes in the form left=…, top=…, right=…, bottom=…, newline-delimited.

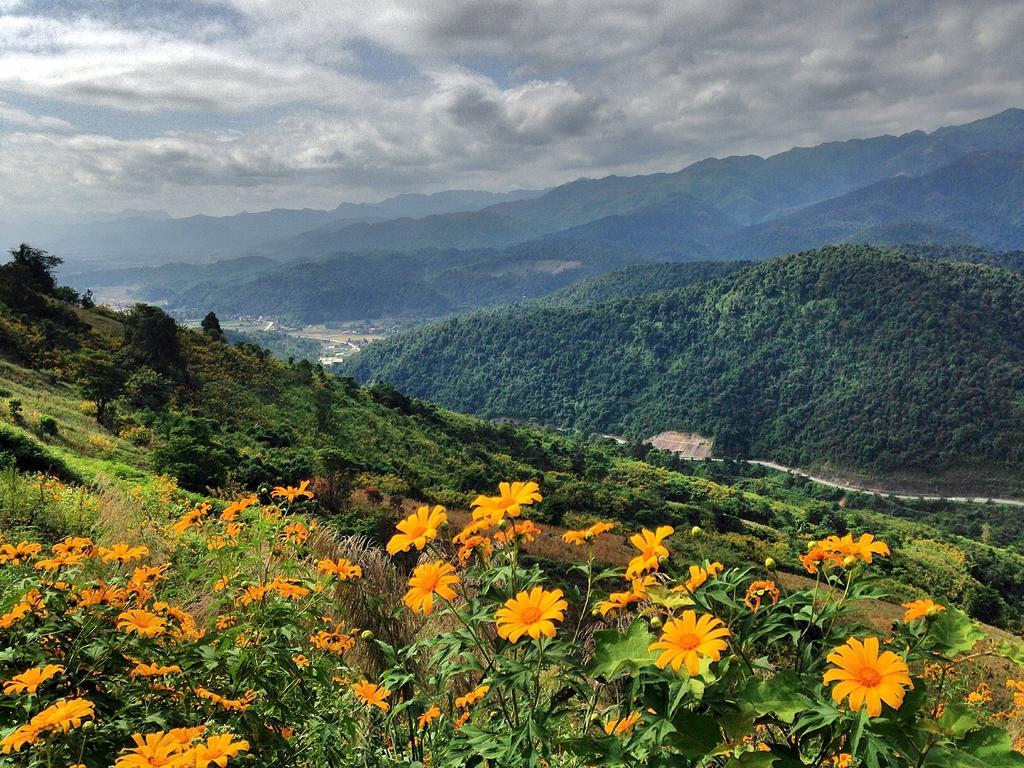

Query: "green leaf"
left=935, top=704, right=980, bottom=739
left=994, top=640, right=1024, bottom=670
left=668, top=709, right=721, bottom=758
left=744, top=671, right=813, bottom=724
left=589, top=620, right=655, bottom=680
left=957, top=726, right=1024, bottom=766
left=926, top=607, right=985, bottom=657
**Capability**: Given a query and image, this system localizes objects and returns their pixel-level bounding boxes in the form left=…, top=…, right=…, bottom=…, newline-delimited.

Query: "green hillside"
left=348, top=246, right=1024, bottom=490
left=4, top=243, right=1024, bottom=628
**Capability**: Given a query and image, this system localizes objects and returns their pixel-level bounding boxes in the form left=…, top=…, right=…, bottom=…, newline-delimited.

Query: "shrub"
left=37, top=416, right=58, bottom=436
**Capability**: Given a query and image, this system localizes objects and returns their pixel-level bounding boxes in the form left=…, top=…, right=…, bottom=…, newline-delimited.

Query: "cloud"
left=0, top=0, right=1023, bottom=216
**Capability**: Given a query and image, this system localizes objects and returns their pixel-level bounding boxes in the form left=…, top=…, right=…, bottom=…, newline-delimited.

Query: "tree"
left=201, top=311, right=225, bottom=341
left=9, top=244, right=62, bottom=293
left=70, top=350, right=123, bottom=426
left=121, top=304, right=184, bottom=378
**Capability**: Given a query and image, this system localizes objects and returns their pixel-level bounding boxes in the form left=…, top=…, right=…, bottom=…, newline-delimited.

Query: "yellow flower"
left=455, top=685, right=490, bottom=708
left=603, top=711, right=642, bottom=736
left=901, top=599, right=945, bottom=623
left=649, top=610, right=731, bottom=675
left=563, top=521, right=615, bottom=545
left=270, top=480, right=314, bottom=502
left=192, top=733, right=249, bottom=768
left=352, top=680, right=391, bottom=711
left=823, top=636, right=912, bottom=717
left=495, top=586, right=567, bottom=642
left=3, top=664, right=63, bottom=695
left=404, top=561, right=460, bottom=615
left=117, top=609, right=167, bottom=638
left=418, top=705, right=441, bottom=728
left=386, top=505, right=447, bottom=555
left=470, top=481, right=542, bottom=523
left=597, top=576, right=655, bottom=617
left=625, top=526, right=674, bottom=579
left=98, top=543, right=150, bottom=564
left=292, top=654, right=310, bottom=669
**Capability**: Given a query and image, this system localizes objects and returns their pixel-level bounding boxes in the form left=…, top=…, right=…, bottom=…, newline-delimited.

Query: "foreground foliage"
left=2, top=478, right=1023, bottom=767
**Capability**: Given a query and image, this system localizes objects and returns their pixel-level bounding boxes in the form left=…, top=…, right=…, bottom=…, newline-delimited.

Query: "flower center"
left=519, top=606, right=543, bottom=624
left=675, top=633, right=701, bottom=651
left=856, top=666, right=882, bottom=687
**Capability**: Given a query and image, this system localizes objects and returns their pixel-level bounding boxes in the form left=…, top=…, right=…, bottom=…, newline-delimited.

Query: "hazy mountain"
left=718, top=151, right=1024, bottom=259
left=7, top=188, right=544, bottom=270
left=245, top=109, right=1024, bottom=260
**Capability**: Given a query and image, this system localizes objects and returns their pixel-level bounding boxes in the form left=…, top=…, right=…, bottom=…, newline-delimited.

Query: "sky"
left=1, top=0, right=1023, bottom=218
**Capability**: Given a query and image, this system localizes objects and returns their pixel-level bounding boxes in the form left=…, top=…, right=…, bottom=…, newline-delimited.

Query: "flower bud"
left=591, top=607, right=602, bottom=617
left=360, top=629, right=375, bottom=640
left=649, top=615, right=663, bottom=630
left=806, top=541, right=818, bottom=552
left=82, top=720, right=95, bottom=731
left=842, top=555, right=857, bottom=567
left=690, top=526, right=702, bottom=538
left=764, top=557, right=776, bottom=570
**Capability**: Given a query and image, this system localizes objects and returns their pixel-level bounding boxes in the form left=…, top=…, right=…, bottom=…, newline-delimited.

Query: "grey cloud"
left=0, top=0, right=1023, bottom=216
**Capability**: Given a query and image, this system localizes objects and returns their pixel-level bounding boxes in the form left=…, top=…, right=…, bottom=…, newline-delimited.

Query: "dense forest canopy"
left=348, top=246, right=1024, bottom=481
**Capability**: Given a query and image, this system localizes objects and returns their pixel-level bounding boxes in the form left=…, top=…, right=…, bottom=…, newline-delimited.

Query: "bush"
left=37, top=416, right=58, bottom=436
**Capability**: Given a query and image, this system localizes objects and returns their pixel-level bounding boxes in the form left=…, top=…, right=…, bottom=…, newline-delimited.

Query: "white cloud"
left=0, top=0, right=1022, bottom=215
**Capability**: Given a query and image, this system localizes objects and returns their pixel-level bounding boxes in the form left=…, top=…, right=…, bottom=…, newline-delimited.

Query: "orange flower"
left=597, top=576, right=655, bottom=617
left=418, top=705, right=441, bottom=729
left=219, top=495, right=258, bottom=521
left=195, top=688, right=256, bottom=712
left=317, top=558, right=363, bottom=580
left=563, top=521, right=614, bottom=545
left=3, top=664, right=63, bottom=695
left=603, top=711, right=642, bottom=735
left=649, top=610, right=730, bottom=675
left=281, top=520, right=310, bottom=545
left=744, top=580, right=780, bottom=612
left=0, top=541, right=42, bottom=565
left=455, top=684, right=490, bottom=708
left=98, top=543, right=150, bottom=564
left=901, top=599, right=945, bottom=623
left=8, top=698, right=94, bottom=751
left=270, top=480, right=314, bottom=502
left=470, top=481, right=542, bottom=523
left=114, top=730, right=193, bottom=767
left=626, top=526, right=674, bottom=579
left=404, top=561, right=460, bottom=615
left=386, top=505, right=447, bottom=554
left=495, top=586, right=567, bottom=642
left=823, top=637, right=911, bottom=717
left=352, top=680, right=391, bottom=711
left=193, top=733, right=249, bottom=767
left=117, top=609, right=167, bottom=638
left=129, top=662, right=181, bottom=679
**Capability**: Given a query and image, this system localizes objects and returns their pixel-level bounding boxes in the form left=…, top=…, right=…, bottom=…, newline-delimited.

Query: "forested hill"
left=348, top=246, right=1024, bottom=485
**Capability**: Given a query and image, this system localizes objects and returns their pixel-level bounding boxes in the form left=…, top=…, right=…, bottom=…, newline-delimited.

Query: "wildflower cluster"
left=3, top=476, right=1024, bottom=767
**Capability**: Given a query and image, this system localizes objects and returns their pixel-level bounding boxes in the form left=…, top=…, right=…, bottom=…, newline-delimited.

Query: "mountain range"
left=347, top=246, right=1024, bottom=491
left=59, top=108, right=1024, bottom=322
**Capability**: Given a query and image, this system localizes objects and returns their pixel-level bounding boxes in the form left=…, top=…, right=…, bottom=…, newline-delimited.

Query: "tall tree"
left=9, top=244, right=62, bottom=293
left=201, top=311, right=225, bottom=341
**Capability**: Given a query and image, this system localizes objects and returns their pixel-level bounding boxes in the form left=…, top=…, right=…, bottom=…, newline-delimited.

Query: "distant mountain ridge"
left=7, top=188, right=544, bottom=269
